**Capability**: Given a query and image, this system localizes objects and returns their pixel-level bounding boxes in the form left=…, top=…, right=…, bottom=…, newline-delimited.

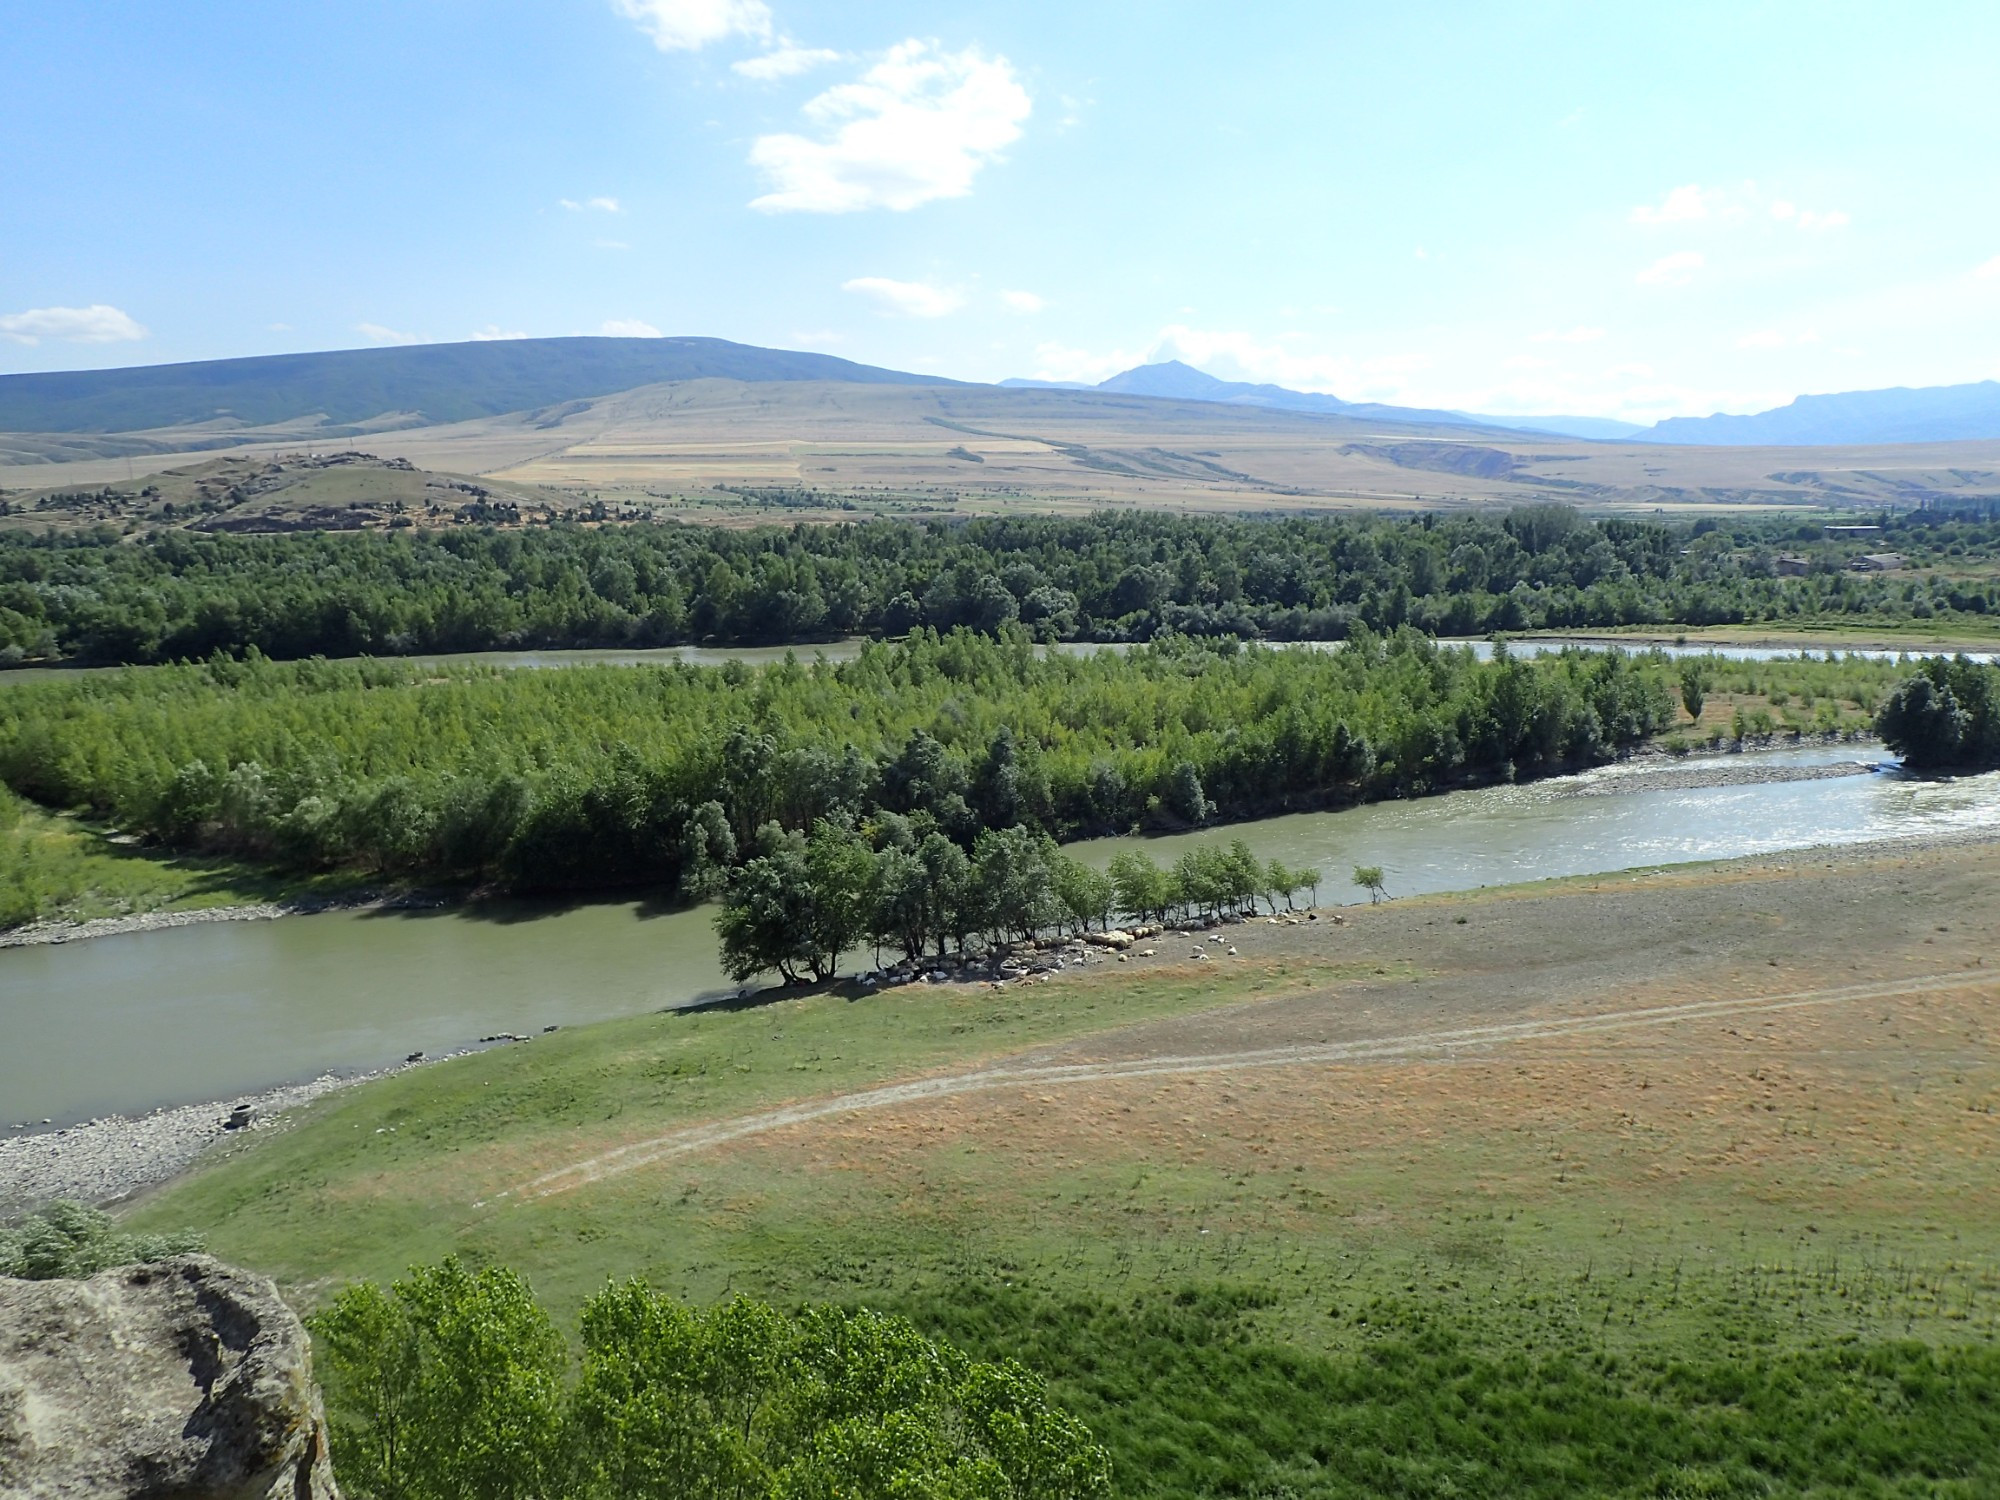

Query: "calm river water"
left=7, top=742, right=2000, bottom=1128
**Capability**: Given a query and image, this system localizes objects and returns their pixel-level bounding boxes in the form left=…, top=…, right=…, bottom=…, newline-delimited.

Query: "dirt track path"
left=496, top=969, right=1983, bottom=1204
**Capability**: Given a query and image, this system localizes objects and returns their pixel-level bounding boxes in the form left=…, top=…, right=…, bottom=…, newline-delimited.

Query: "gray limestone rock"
left=0, top=1255, right=338, bottom=1499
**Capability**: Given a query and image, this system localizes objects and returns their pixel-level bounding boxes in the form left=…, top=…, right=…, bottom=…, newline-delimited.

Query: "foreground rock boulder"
left=0, top=1255, right=338, bottom=1498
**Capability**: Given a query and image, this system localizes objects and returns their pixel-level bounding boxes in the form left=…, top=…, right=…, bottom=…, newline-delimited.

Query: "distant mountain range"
left=4, top=334, right=1996, bottom=451
left=1004, top=362, right=2000, bottom=447
left=1001, top=361, right=1647, bottom=441
left=0, top=337, right=959, bottom=435
left=1643, top=381, right=2000, bottom=445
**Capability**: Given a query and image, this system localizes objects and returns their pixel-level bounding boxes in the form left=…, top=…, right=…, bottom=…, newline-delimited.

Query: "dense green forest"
left=5, top=506, right=1999, bottom=665
left=0, top=631, right=1676, bottom=909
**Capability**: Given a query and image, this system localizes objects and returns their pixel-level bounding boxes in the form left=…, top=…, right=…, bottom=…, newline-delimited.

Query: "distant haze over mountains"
left=1001, top=361, right=1648, bottom=441
left=1643, top=381, right=2000, bottom=446
left=1004, top=361, right=2000, bottom=447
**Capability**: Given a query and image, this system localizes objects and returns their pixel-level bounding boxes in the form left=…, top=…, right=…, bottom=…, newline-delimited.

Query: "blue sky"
left=5, top=0, right=1999, bottom=421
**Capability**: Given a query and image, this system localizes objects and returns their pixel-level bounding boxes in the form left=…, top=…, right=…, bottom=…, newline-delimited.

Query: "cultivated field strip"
left=495, top=970, right=1991, bottom=1203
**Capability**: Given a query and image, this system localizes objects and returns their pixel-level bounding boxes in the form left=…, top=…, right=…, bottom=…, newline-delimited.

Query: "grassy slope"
left=127, top=861, right=2000, bottom=1497
left=0, top=802, right=375, bottom=928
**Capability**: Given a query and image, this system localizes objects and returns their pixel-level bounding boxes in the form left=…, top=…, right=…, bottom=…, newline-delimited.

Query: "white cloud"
left=1635, top=251, right=1705, bottom=286
left=471, top=325, right=530, bottom=341
left=1977, top=254, right=2000, bottom=280
left=1504, top=355, right=1553, bottom=371
left=1630, top=184, right=1713, bottom=225
left=1769, top=200, right=1849, bottom=232
left=0, top=304, right=147, bottom=345
left=842, top=276, right=964, bottom=318
left=596, top=239, right=633, bottom=251
left=749, top=41, right=1031, bottom=213
left=1530, top=325, right=1605, bottom=344
left=611, top=0, right=768, bottom=52
left=600, top=319, right=664, bottom=337
left=561, top=196, right=623, bottom=213
left=734, top=43, right=841, bottom=80
left=357, top=322, right=422, bottom=345
left=1001, top=289, right=1045, bottom=313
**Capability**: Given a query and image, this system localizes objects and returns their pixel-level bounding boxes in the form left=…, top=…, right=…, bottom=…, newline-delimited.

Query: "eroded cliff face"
left=0, top=1256, right=338, bottom=1499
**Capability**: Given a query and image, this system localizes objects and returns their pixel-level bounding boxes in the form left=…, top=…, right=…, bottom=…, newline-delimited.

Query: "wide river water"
left=7, top=742, right=2000, bottom=1128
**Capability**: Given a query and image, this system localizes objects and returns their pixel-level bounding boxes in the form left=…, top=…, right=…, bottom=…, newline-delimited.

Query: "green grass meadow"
left=128, top=951, right=2000, bottom=1497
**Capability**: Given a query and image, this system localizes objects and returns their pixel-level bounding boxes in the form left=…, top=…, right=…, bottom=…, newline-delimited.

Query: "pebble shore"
left=0, top=890, right=448, bottom=951
left=0, top=1070, right=398, bottom=1219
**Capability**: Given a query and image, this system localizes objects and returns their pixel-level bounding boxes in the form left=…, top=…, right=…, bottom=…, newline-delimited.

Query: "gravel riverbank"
left=0, top=1074, right=371, bottom=1219
left=0, top=890, right=452, bottom=951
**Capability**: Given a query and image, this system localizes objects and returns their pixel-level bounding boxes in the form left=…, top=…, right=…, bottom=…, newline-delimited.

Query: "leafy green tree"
left=1050, top=854, right=1114, bottom=934
left=1353, top=865, right=1387, bottom=903
left=318, top=1265, right=1110, bottom=1500
left=803, top=820, right=875, bottom=976
left=1678, top=660, right=1710, bottom=723
left=916, top=831, right=976, bottom=957
left=973, top=826, right=1055, bottom=944
left=1876, top=674, right=1968, bottom=768
left=312, top=1258, right=569, bottom=1500
left=678, top=800, right=737, bottom=899
left=716, top=825, right=818, bottom=984
left=1107, top=851, right=1174, bottom=924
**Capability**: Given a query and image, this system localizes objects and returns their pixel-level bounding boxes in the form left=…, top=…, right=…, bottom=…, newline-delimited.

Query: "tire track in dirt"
left=490, top=971, right=1989, bottom=1205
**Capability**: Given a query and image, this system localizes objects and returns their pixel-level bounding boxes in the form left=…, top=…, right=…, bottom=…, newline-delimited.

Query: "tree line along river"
left=6, top=738, right=1999, bottom=1129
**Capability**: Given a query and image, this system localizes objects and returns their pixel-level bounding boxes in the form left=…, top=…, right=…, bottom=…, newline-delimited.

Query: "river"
left=4, top=634, right=1993, bottom=684
left=7, top=742, right=2000, bottom=1129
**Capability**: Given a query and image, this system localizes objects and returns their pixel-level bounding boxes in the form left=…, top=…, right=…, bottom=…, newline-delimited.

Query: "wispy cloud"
left=842, top=276, right=964, bottom=317
left=1635, top=251, right=1705, bottom=286
left=749, top=41, right=1030, bottom=213
left=601, top=319, right=663, bottom=337
left=561, top=196, right=623, bottom=213
left=357, top=322, right=422, bottom=345
left=0, top=304, right=147, bottom=345
left=734, top=42, right=841, bottom=80
left=1629, top=185, right=1714, bottom=225
left=471, top=325, right=530, bottom=341
left=1001, top=289, right=1045, bottom=313
left=1530, top=325, right=1605, bottom=344
left=1973, top=254, right=2000, bottom=280
left=1769, top=200, right=1849, bottom=232
left=611, top=0, right=769, bottom=52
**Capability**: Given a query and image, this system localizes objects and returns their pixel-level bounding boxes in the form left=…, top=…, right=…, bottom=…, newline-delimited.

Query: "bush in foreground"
left=309, top=1257, right=1110, bottom=1500
left=0, top=1199, right=204, bottom=1280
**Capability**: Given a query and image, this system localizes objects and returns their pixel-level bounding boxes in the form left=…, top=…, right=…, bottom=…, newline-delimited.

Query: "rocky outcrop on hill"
left=0, top=1256, right=338, bottom=1498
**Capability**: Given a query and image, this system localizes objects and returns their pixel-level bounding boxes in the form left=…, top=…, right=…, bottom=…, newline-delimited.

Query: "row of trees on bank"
left=712, top=819, right=1320, bottom=983
left=5, top=505, right=1998, bottom=665
left=0, top=629, right=1682, bottom=910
